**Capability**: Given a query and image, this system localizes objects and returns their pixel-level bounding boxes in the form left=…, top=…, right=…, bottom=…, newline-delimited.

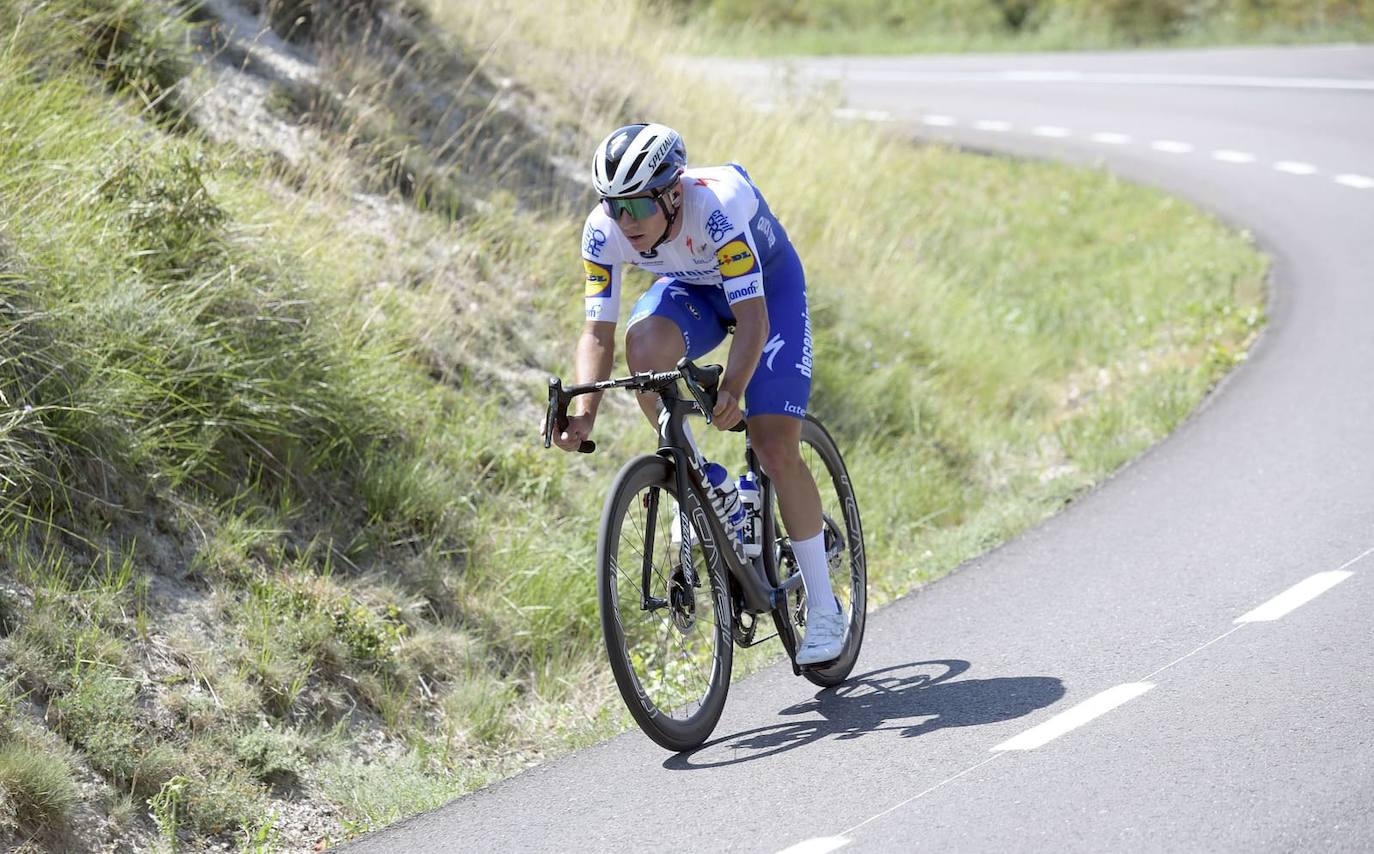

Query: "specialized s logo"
left=716, top=239, right=757, bottom=279
left=762, top=333, right=785, bottom=371
left=584, top=226, right=607, bottom=258
left=706, top=210, right=733, bottom=242
left=584, top=260, right=612, bottom=298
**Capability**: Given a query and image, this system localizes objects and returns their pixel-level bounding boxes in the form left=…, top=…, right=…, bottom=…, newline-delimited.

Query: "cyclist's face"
left=612, top=184, right=677, bottom=253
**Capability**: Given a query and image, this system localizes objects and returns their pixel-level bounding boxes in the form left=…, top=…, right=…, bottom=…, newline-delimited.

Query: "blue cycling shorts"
left=626, top=245, right=813, bottom=420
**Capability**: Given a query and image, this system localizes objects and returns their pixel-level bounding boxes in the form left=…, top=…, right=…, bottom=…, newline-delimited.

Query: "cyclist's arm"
left=574, top=320, right=617, bottom=418
left=721, top=296, right=767, bottom=401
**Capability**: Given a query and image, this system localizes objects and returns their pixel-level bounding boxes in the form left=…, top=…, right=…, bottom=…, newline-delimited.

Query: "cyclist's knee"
left=626, top=317, right=685, bottom=372
left=749, top=423, right=802, bottom=480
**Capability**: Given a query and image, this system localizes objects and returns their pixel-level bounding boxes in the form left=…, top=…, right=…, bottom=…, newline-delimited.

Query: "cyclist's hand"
left=550, top=413, right=595, bottom=452
left=712, top=389, right=743, bottom=431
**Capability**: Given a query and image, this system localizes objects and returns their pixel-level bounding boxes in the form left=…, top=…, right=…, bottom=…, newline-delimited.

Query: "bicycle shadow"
left=664, top=659, right=1064, bottom=769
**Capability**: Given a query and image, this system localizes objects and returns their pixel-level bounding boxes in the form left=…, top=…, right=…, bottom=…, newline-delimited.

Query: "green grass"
left=684, top=0, right=1374, bottom=56
left=0, top=0, right=1269, bottom=849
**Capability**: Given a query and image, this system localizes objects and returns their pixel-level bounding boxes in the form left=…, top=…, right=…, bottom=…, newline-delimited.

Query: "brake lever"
left=678, top=359, right=720, bottom=425
left=545, top=377, right=595, bottom=454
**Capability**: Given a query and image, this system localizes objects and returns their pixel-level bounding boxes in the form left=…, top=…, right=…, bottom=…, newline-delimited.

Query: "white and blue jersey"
left=579, top=163, right=814, bottom=419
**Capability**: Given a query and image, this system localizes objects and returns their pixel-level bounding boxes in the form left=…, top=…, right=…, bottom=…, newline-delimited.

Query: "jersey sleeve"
left=581, top=213, right=623, bottom=323
left=705, top=175, right=766, bottom=305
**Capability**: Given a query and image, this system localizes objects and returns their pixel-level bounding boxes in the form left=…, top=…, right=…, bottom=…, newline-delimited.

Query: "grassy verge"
left=683, top=0, right=1374, bottom=55
left=0, top=0, right=1263, bottom=850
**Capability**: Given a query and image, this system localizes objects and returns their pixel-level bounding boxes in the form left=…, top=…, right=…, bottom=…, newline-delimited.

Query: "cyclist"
left=549, top=122, right=844, bottom=665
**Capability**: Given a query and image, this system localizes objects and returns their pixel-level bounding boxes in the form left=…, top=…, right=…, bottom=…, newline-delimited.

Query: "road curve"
left=347, top=45, right=1374, bottom=852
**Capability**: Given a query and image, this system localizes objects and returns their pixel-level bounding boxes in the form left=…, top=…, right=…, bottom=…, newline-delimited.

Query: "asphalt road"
left=347, top=45, right=1374, bottom=853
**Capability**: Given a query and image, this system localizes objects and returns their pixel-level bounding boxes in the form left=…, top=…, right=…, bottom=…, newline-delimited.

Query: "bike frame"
left=545, top=362, right=804, bottom=616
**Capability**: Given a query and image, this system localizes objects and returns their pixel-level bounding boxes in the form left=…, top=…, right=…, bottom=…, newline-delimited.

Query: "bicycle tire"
left=597, top=454, right=734, bottom=751
left=765, top=416, right=867, bottom=687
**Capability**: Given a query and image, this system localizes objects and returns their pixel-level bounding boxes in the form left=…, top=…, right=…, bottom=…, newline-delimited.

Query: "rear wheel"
left=598, top=455, right=733, bottom=751
left=764, top=416, right=867, bottom=687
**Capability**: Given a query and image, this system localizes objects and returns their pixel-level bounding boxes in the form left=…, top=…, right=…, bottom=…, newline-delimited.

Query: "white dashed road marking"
left=1090, top=132, right=1131, bottom=144
left=1212, top=149, right=1256, bottom=163
left=777, top=837, right=850, bottom=854
left=831, top=107, right=892, bottom=122
left=1274, top=161, right=1318, bottom=175
left=1334, top=173, right=1374, bottom=189
left=922, top=114, right=957, bottom=126
left=991, top=683, right=1156, bottom=751
left=1235, top=570, right=1355, bottom=623
left=825, top=68, right=1374, bottom=92
left=1151, top=140, right=1194, bottom=153
left=974, top=119, right=1012, bottom=131
left=803, top=545, right=1371, bottom=845
left=1033, top=125, right=1071, bottom=137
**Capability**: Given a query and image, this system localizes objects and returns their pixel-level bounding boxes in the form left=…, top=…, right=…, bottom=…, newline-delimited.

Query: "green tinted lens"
left=606, top=195, right=658, bottom=220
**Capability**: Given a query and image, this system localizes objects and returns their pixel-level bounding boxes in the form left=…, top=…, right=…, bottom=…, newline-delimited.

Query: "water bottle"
left=704, top=462, right=746, bottom=550
left=737, top=472, right=762, bottom=559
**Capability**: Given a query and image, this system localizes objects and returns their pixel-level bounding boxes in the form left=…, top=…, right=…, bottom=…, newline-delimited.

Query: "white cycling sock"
left=791, top=530, right=840, bottom=617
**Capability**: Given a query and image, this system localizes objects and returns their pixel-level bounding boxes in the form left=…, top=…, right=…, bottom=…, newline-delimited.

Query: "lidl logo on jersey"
left=584, top=260, right=612, bottom=297
left=716, top=239, right=757, bottom=279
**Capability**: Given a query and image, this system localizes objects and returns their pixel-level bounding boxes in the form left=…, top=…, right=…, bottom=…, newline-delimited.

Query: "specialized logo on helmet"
left=584, top=260, right=612, bottom=297
left=716, top=240, right=757, bottom=279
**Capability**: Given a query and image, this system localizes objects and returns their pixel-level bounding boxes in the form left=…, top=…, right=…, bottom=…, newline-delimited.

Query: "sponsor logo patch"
left=584, top=225, right=607, bottom=257
left=584, top=260, right=612, bottom=297
left=726, top=282, right=760, bottom=302
left=716, top=239, right=757, bottom=279
left=756, top=215, right=777, bottom=249
left=706, top=210, right=733, bottom=242
left=784, top=401, right=806, bottom=418
left=795, top=303, right=813, bottom=379
left=762, top=333, right=785, bottom=371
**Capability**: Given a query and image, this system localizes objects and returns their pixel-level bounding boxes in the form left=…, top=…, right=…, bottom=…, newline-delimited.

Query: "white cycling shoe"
left=796, top=611, right=846, bottom=665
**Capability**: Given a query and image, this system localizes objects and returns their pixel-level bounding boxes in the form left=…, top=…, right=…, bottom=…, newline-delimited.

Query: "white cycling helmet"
left=591, top=123, right=687, bottom=198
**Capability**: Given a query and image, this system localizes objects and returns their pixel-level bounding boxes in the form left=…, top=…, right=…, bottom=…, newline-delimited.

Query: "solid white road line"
left=1151, top=140, right=1194, bottom=153
left=841, top=755, right=1004, bottom=836
left=991, top=683, right=1155, bottom=751
left=1274, top=161, right=1318, bottom=175
left=1033, top=125, right=1071, bottom=137
left=776, top=837, right=850, bottom=854
left=1334, top=173, right=1374, bottom=189
left=1235, top=571, right=1355, bottom=623
left=1212, top=149, right=1256, bottom=163
left=1090, top=132, right=1131, bottom=144
left=922, top=114, right=957, bottom=126
left=974, top=119, right=1012, bottom=131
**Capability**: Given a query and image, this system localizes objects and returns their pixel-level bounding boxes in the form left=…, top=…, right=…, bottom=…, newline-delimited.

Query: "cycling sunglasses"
left=601, top=194, right=660, bottom=221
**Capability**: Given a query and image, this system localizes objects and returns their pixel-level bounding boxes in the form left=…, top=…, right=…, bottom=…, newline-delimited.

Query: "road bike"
left=544, top=358, right=866, bottom=751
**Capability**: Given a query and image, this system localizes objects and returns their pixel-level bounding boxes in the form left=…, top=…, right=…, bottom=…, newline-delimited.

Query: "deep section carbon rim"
left=598, top=455, right=733, bottom=751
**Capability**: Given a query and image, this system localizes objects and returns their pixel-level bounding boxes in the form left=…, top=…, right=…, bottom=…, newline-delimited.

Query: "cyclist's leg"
left=741, top=252, right=841, bottom=630
left=626, top=278, right=729, bottom=425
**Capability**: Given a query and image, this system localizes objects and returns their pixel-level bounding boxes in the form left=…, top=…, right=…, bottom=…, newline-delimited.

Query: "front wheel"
left=598, top=455, right=734, bottom=751
left=765, top=416, right=867, bottom=687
